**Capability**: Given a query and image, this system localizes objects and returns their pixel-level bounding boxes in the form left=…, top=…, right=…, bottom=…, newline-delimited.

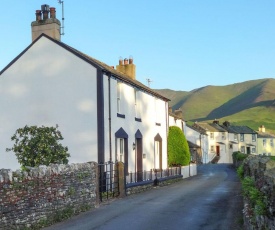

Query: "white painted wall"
left=185, top=126, right=209, bottom=163
left=168, top=115, right=183, bottom=131
left=0, top=37, right=98, bottom=170
left=103, top=75, right=168, bottom=173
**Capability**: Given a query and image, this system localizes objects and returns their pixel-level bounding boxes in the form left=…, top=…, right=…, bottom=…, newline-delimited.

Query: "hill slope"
left=155, top=78, right=275, bottom=131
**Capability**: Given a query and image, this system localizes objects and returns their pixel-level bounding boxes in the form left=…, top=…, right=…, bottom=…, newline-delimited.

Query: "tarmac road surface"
left=44, top=164, right=243, bottom=230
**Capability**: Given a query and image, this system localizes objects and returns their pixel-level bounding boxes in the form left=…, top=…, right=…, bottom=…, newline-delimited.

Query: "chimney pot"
left=119, top=57, right=123, bottom=66
left=35, top=10, right=42, bottom=21
left=41, top=4, right=49, bottom=20
left=124, top=58, right=129, bottom=65
left=129, top=55, right=133, bottom=64
left=50, top=7, right=56, bottom=19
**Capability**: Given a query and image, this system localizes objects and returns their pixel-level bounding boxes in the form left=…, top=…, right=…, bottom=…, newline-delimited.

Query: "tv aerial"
left=146, top=78, right=153, bottom=88
left=58, top=0, right=65, bottom=35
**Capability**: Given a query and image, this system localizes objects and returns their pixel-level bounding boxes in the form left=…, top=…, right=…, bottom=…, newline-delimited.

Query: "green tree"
left=6, top=125, right=70, bottom=169
left=168, top=126, right=190, bottom=166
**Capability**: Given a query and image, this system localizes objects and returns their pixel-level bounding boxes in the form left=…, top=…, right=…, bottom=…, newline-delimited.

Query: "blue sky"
left=1, top=1, right=274, bottom=91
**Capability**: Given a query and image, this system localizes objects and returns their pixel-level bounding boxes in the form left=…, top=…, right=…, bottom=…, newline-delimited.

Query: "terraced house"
left=221, top=122, right=258, bottom=156
left=257, top=125, right=275, bottom=156
left=0, top=5, right=170, bottom=175
left=192, top=120, right=229, bottom=163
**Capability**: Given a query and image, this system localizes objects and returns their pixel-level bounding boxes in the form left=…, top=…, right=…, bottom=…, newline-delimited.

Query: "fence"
left=98, top=162, right=120, bottom=202
left=126, top=166, right=182, bottom=184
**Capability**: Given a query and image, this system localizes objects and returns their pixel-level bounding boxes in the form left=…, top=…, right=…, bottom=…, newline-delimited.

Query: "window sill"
left=117, top=113, right=125, bottom=119
left=135, top=118, right=142, bottom=122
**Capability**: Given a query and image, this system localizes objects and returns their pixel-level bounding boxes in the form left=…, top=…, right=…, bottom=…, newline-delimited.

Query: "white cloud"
left=6, top=84, right=28, bottom=97
left=77, top=99, right=95, bottom=112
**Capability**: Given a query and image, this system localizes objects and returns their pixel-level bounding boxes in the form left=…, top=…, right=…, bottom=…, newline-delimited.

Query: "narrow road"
left=44, top=164, right=243, bottom=230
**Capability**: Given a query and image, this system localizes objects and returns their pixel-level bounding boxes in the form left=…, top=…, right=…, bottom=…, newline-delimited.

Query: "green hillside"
left=155, top=78, right=275, bottom=131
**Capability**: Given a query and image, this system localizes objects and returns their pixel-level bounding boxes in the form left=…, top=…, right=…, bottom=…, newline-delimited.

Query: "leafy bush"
left=6, top=125, right=70, bottom=169
left=167, top=126, right=190, bottom=166
left=232, top=151, right=248, bottom=161
left=237, top=164, right=244, bottom=180
left=240, top=176, right=267, bottom=216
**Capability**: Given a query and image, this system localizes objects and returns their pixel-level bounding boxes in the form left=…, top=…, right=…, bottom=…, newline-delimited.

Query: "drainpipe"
left=108, top=75, right=112, bottom=162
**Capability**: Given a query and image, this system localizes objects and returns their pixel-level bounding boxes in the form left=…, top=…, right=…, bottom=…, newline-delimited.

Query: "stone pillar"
left=116, top=162, right=126, bottom=198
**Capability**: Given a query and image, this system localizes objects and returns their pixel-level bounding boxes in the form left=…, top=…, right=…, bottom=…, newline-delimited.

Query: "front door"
left=136, top=138, right=143, bottom=182
left=247, top=147, right=251, bottom=154
left=216, top=146, right=220, bottom=157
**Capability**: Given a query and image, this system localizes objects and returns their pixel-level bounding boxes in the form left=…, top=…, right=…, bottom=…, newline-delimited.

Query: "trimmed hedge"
left=168, top=126, right=190, bottom=166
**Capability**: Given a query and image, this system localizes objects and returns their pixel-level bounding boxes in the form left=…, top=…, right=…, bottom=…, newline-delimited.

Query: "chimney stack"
left=259, top=125, right=266, bottom=133
left=31, top=4, right=61, bottom=42
left=116, top=56, right=136, bottom=80
left=174, top=109, right=183, bottom=119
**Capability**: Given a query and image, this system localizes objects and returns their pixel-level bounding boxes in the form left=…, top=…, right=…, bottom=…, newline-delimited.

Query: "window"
left=210, top=145, right=215, bottom=152
left=155, top=98, right=160, bottom=125
left=119, top=138, right=124, bottom=162
left=134, top=89, right=141, bottom=119
left=117, top=82, right=121, bottom=113
left=240, top=134, right=244, bottom=142
left=252, top=147, right=256, bottom=153
left=271, top=139, right=274, bottom=147
left=229, top=144, right=233, bottom=149
left=234, top=134, right=238, bottom=141
left=241, top=146, right=245, bottom=153
left=252, top=134, right=256, bottom=142
left=263, top=139, right=266, bottom=147
left=222, top=132, right=226, bottom=140
left=210, top=133, right=214, bottom=140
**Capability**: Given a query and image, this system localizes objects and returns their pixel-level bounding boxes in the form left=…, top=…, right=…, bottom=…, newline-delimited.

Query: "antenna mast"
left=58, top=0, right=65, bottom=35
left=146, top=78, right=153, bottom=88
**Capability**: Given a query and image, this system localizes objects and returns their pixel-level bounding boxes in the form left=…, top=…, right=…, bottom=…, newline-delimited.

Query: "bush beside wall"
left=240, top=155, right=275, bottom=229
left=0, top=162, right=98, bottom=229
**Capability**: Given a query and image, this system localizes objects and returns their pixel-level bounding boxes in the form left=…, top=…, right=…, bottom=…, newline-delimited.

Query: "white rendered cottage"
left=0, top=6, right=169, bottom=172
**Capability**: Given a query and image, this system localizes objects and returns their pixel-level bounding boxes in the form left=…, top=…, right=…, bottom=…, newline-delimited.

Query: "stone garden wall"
left=0, top=162, right=98, bottom=229
left=242, top=156, right=275, bottom=230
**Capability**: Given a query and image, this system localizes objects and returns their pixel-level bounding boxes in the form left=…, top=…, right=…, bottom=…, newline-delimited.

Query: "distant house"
left=168, top=108, right=185, bottom=131
left=185, top=124, right=208, bottom=164
left=0, top=5, right=170, bottom=173
left=192, top=120, right=229, bottom=163
left=221, top=121, right=257, bottom=156
left=257, top=125, right=275, bottom=156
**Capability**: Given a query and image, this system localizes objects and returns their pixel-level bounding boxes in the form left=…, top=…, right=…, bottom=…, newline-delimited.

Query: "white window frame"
left=234, top=134, right=238, bottom=141
left=240, top=134, right=244, bottom=142
left=134, top=89, right=140, bottom=118
left=263, top=139, right=266, bottom=147
left=119, top=138, right=124, bottom=162
left=241, top=146, right=245, bottom=153
left=210, top=133, right=214, bottom=140
left=252, top=134, right=256, bottom=142
left=210, top=145, right=215, bottom=152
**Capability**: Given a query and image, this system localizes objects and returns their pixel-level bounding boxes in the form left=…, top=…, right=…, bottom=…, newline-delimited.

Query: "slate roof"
left=221, top=125, right=257, bottom=134
left=187, top=141, right=200, bottom=149
left=0, top=34, right=170, bottom=102
left=193, top=122, right=227, bottom=132
left=257, top=131, right=275, bottom=138
left=186, top=124, right=208, bottom=135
